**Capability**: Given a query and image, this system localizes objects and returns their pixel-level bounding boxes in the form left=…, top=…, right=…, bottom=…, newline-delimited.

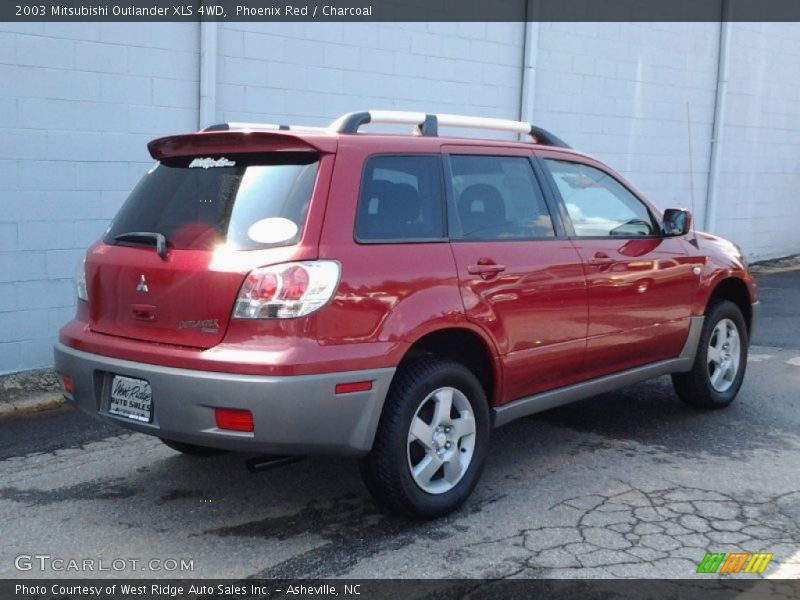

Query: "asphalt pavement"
left=0, top=272, right=798, bottom=579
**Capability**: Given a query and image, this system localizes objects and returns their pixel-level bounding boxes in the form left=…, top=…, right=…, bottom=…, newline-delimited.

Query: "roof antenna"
left=685, top=101, right=696, bottom=225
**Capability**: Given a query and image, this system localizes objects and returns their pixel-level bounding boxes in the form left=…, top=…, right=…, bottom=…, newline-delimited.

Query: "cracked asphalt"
left=0, top=272, right=798, bottom=580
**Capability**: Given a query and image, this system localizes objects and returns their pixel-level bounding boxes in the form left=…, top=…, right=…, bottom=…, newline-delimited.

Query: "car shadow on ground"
left=531, top=375, right=793, bottom=458
left=3, top=370, right=794, bottom=579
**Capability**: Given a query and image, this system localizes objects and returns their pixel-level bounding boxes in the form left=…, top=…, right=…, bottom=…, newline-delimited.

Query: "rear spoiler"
left=147, top=130, right=337, bottom=160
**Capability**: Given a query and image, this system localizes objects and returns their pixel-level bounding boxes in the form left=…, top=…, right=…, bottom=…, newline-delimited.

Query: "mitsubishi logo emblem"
left=136, top=275, right=149, bottom=293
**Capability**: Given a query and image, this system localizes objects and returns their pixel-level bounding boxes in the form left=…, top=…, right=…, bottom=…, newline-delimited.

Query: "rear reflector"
left=215, top=408, right=254, bottom=432
left=61, top=374, right=73, bottom=395
left=335, top=381, right=373, bottom=394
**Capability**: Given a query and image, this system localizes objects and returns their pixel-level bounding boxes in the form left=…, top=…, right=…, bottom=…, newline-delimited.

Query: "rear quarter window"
left=355, top=155, right=445, bottom=243
left=105, top=153, right=319, bottom=251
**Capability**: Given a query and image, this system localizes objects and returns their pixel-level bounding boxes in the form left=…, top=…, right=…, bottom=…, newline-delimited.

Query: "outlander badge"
left=136, top=275, right=149, bottom=293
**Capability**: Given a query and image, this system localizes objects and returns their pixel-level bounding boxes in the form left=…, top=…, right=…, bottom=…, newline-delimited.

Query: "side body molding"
left=493, top=316, right=704, bottom=427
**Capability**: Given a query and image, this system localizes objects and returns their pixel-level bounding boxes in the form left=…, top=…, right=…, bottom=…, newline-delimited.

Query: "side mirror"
left=663, top=208, right=692, bottom=236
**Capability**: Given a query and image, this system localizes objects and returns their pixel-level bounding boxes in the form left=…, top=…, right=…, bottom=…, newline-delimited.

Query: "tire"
left=671, top=300, right=748, bottom=409
left=160, top=438, right=227, bottom=457
left=360, top=357, right=491, bottom=520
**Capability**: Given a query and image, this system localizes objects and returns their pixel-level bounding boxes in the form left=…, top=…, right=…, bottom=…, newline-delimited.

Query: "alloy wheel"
left=406, top=386, right=476, bottom=494
left=707, top=318, right=741, bottom=393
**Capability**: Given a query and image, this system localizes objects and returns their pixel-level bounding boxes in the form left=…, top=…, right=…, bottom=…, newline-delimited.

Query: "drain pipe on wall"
left=199, top=21, right=218, bottom=129
left=519, top=0, right=540, bottom=130
left=704, top=4, right=731, bottom=232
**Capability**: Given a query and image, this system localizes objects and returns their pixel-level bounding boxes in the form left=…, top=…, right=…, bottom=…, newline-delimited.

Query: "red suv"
left=55, top=111, right=758, bottom=518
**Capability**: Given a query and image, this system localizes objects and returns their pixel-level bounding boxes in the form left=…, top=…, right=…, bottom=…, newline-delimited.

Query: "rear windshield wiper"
left=114, top=232, right=168, bottom=261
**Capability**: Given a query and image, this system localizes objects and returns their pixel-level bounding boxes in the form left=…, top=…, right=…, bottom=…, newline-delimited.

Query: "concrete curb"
left=0, top=392, right=66, bottom=420
left=750, top=254, right=800, bottom=275
left=0, top=367, right=65, bottom=420
left=751, top=265, right=800, bottom=275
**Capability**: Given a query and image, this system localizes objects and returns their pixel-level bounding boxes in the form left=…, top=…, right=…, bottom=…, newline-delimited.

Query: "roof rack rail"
left=529, top=125, right=571, bottom=149
left=202, top=122, right=328, bottom=133
left=329, top=110, right=570, bottom=148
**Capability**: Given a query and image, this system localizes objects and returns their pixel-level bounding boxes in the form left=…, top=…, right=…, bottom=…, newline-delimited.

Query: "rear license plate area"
left=108, top=375, right=153, bottom=423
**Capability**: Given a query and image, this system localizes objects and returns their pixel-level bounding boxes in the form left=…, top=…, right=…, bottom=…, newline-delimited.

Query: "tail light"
left=75, top=258, right=88, bottom=302
left=233, top=261, right=340, bottom=319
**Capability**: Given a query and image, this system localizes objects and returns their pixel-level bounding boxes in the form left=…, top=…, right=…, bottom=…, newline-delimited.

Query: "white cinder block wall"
left=0, top=21, right=798, bottom=375
left=533, top=22, right=720, bottom=216
left=215, top=22, right=523, bottom=126
left=0, top=22, right=199, bottom=373
left=712, top=22, right=800, bottom=259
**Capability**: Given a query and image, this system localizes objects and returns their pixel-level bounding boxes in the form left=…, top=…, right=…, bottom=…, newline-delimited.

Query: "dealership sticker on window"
left=188, top=157, right=236, bottom=169
left=247, top=217, right=299, bottom=244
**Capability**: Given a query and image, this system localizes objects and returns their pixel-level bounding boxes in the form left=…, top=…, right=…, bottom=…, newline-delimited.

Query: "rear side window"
left=355, top=155, right=445, bottom=242
left=105, top=153, right=319, bottom=251
left=449, top=155, right=555, bottom=240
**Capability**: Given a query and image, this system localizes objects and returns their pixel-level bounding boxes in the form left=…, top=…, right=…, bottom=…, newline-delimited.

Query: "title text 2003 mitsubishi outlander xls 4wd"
left=55, top=111, right=758, bottom=519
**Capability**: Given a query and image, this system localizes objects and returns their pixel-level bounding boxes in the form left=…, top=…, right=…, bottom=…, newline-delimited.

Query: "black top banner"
left=4, top=0, right=800, bottom=22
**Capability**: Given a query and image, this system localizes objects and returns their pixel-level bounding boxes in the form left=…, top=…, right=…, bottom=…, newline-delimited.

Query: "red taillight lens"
left=215, top=408, right=254, bottom=432
left=279, top=265, right=309, bottom=300
left=251, top=272, right=279, bottom=301
left=61, top=374, right=73, bottom=395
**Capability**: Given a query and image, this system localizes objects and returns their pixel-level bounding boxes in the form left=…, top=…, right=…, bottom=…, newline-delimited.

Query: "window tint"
left=544, top=160, right=656, bottom=237
left=356, top=155, right=444, bottom=242
left=449, top=155, right=554, bottom=240
left=105, top=153, right=318, bottom=250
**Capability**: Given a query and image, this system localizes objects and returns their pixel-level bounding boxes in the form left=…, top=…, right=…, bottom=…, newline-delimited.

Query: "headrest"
left=458, top=184, right=506, bottom=221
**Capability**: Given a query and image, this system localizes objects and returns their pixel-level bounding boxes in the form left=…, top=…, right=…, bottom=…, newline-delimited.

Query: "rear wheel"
left=671, top=300, right=748, bottom=409
left=160, top=438, right=226, bottom=457
left=360, top=358, right=491, bottom=519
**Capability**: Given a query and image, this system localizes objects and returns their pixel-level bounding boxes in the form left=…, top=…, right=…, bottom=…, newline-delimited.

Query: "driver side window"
left=544, top=159, right=656, bottom=237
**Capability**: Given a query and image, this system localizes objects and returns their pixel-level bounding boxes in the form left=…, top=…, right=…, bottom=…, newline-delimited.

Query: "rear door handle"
left=467, top=264, right=506, bottom=279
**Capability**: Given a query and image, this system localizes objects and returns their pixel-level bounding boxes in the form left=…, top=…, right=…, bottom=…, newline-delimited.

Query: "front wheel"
left=672, top=300, right=748, bottom=409
left=360, top=358, right=491, bottom=519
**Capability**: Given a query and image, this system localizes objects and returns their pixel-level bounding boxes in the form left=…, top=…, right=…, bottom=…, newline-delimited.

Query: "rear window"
left=105, top=153, right=319, bottom=251
left=355, top=155, right=445, bottom=242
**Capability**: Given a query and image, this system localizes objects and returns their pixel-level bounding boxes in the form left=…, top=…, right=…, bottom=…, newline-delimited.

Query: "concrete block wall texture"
left=215, top=22, right=524, bottom=126
left=0, top=22, right=199, bottom=373
left=532, top=22, right=720, bottom=218
left=712, top=22, right=800, bottom=260
left=0, top=21, right=798, bottom=374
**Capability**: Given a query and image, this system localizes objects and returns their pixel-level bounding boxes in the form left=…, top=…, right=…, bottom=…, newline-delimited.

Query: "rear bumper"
left=54, top=342, right=395, bottom=456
